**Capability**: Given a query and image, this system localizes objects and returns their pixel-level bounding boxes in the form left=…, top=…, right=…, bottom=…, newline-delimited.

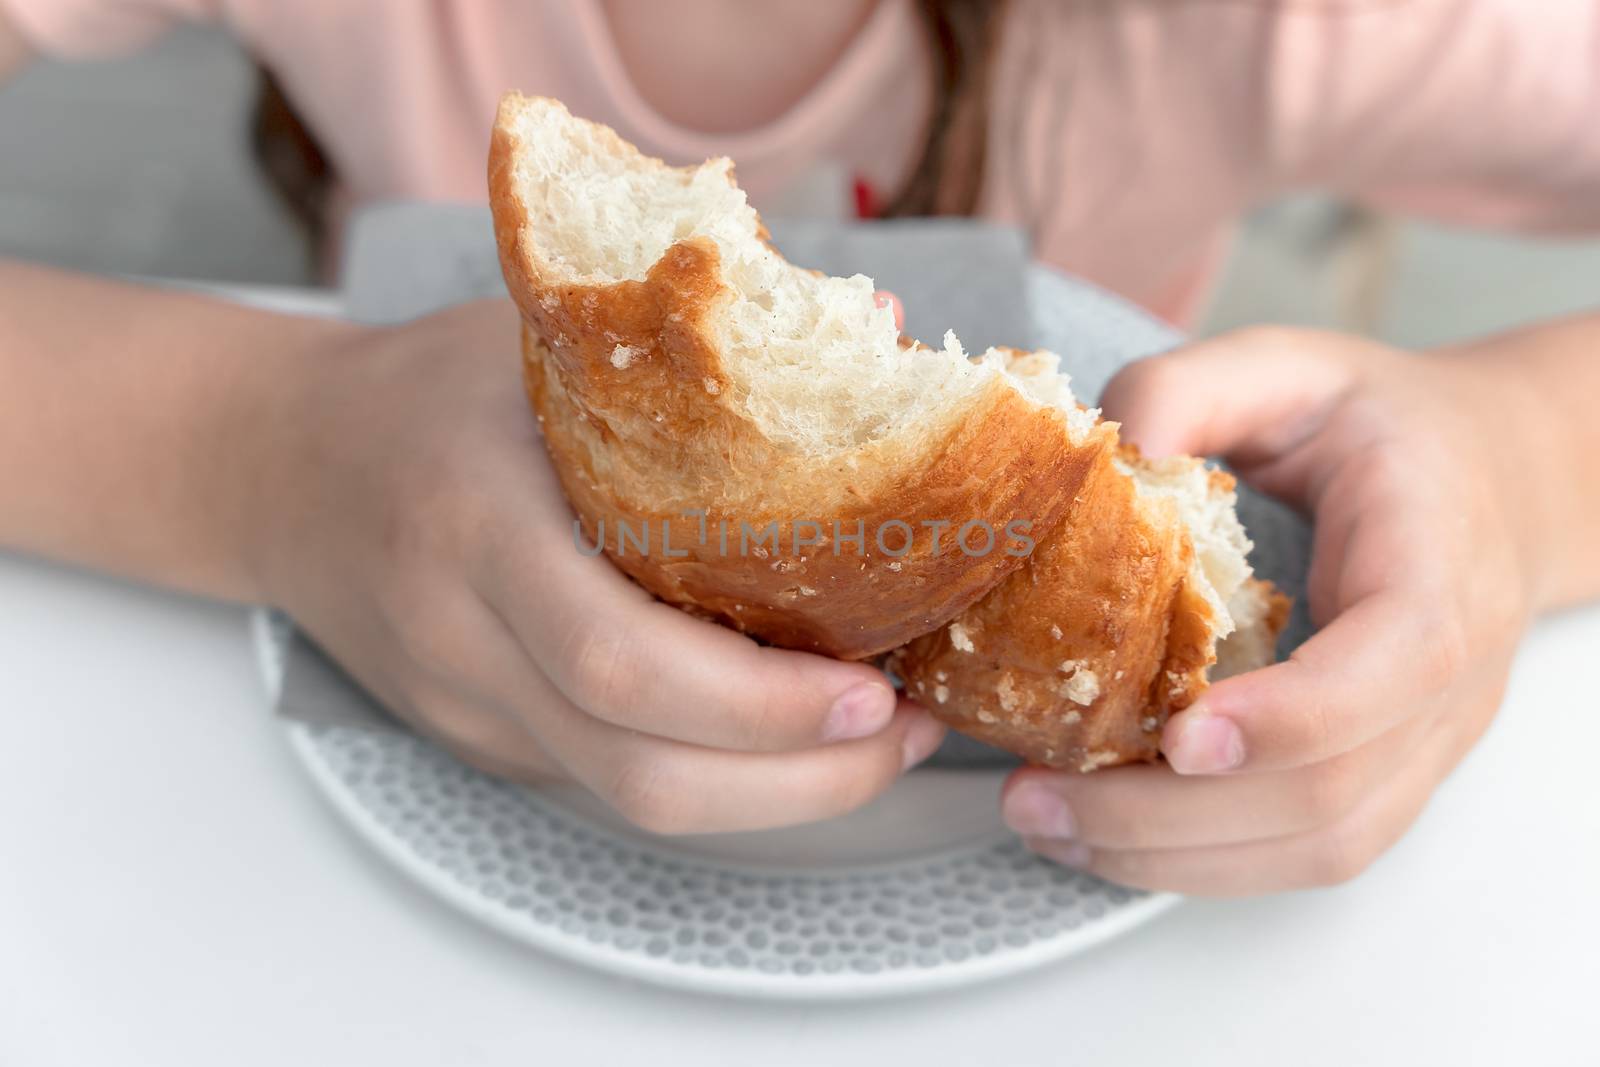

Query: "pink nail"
left=1003, top=781, right=1078, bottom=839
left=873, top=291, right=904, bottom=328
left=1165, top=714, right=1246, bottom=774
left=821, top=683, right=896, bottom=742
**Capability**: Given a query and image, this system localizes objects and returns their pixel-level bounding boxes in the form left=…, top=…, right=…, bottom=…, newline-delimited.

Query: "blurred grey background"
left=3, top=25, right=1599, bottom=345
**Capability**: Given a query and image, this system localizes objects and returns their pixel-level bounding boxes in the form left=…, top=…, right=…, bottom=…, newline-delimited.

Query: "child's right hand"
left=253, top=299, right=945, bottom=834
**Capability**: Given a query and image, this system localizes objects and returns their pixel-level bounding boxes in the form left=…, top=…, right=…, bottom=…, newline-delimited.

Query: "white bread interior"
left=1005, top=351, right=1262, bottom=661
left=1121, top=455, right=1251, bottom=642
left=500, top=98, right=1101, bottom=459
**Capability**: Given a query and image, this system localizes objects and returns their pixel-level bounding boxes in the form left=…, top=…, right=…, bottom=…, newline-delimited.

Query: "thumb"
left=1099, top=327, right=1357, bottom=464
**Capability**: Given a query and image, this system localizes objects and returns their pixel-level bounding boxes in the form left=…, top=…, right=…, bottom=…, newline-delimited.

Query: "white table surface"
left=1, top=287, right=1596, bottom=1067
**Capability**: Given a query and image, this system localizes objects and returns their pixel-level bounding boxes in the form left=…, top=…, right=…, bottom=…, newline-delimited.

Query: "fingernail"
left=821, top=683, right=896, bottom=742
left=1165, top=713, right=1245, bottom=774
left=1031, top=838, right=1093, bottom=869
left=873, top=291, right=904, bottom=327
left=900, top=710, right=947, bottom=770
left=1002, top=780, right=1077, bottom=839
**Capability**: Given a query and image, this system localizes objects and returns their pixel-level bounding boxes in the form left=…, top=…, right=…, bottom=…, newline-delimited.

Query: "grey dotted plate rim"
left=252, top=610, right=1182, bottom=999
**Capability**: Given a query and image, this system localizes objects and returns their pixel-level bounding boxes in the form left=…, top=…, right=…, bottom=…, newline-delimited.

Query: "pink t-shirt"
left=7, top=0, right=1600, bottom=326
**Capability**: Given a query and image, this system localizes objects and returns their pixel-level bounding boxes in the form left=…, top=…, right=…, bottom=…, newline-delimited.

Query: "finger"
left=399, top=680, right=568, bottom=786
left=1024, top=774, right=1427, bottom=895
left=1302, top=475, right=1362, bottom=628
left=1002, top=701, right=1437, bottom=851
left=1162, top=580, right=1469, bottom=775
left=1100, top=327, right=1358, bottom=467
left=874, top=290, right=905, bottom=332
left=418, top=595, right=949, bottom=832
left=1030, top=677, right=1497, bottom=894
left=1295, top=425, right=1441, bottom=627
left=477, top=496, right=901, bottom=753
left=1164, top=472, right=1465, bottom=773
left=525, top=683, right=948, bottom=834
left=291, top=601, right=564, bottom=786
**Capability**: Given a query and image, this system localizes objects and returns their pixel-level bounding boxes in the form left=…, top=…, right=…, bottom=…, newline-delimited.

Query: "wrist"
left=1447, top=341, right=1585, bottom=615
left=212, top=313, right=370, bottom=605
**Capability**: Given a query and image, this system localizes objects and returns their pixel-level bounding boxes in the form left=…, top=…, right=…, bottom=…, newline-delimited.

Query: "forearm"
left=1445, top=312, right=1600, bottom=612
left=0, top=260, right=354, bottom=601
left=0, top=5, right=33, bottom=84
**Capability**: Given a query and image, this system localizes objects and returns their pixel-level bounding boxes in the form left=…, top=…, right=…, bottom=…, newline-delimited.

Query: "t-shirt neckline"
left=572, top=0, right=908, bottom=159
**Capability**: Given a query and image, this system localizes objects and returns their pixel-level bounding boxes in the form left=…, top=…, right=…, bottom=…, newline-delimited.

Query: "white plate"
left=256, top=267, right=1312, bottom=999
left=258, top=607, right=1182, bottom=1000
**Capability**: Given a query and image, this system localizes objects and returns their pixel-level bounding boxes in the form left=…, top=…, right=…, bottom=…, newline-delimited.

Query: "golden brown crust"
left=890, top=453, right=1292, bottom=771
left=1213, top=577, right=1294, bottom=680
left=1262, top=582, right=1293, bottom=637
left=491, top=100, right=1111, bottom=659
left=490, top=93, right=1289, bottom=763
left=888, top=444, right=1207, bottom=770
left=520, top=323, right=1109, bottom=657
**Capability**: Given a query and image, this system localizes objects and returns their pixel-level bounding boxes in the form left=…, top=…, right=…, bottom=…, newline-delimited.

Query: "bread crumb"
left=609, top=343, right=645, bottom=369
left=1057, top=662, right=1101, bottom=706
left=1049, top=624, right=1063, bottom=641
left=1114, top=670, right=1125, bottom=681
left=1140, top=716, right=1159, bottom=732
left=949, top=623, right=974, bottom=653
left=914, top=680, right=925, bottom=692
left=798, top=585, right=817, bottom=597
left=886, top=560, right=902, bottom=572
left=1059, top=709, right=1082, bottom=725
left=1066, top=673, right=1100, bottom=705
left=933, top=685, right=949, bottom=704
left=996, top=673, right=1022, bottom=713
left=1079, top=749, right=1118, bottom=773
left=934, top=670, right=947, bottom=683
left=976, top=709, right=997, bottom=724
left=703, top=377, right=722, bottom=395
left=1055, top=659, right=1101, bottom=704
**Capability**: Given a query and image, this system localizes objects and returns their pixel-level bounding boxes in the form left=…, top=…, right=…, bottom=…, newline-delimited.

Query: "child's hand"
left=254, top=300, right=945, bottom=834
left=1002, top=327, right=1555, bottom=894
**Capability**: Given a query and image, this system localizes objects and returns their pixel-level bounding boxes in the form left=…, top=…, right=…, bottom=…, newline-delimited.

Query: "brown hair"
left=881, top=0, right=1010, bottom=219
left=250, top=0, right=1011, bottom=251
left=250, top=68, right=331, bottom=255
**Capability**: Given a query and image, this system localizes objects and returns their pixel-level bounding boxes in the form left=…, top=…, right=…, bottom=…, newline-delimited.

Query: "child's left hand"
left=1000, top=326, right=1559, bottom=894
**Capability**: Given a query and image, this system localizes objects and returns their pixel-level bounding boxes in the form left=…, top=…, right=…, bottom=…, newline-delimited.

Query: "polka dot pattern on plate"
left=298, top=717, right=1149, bottom=982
